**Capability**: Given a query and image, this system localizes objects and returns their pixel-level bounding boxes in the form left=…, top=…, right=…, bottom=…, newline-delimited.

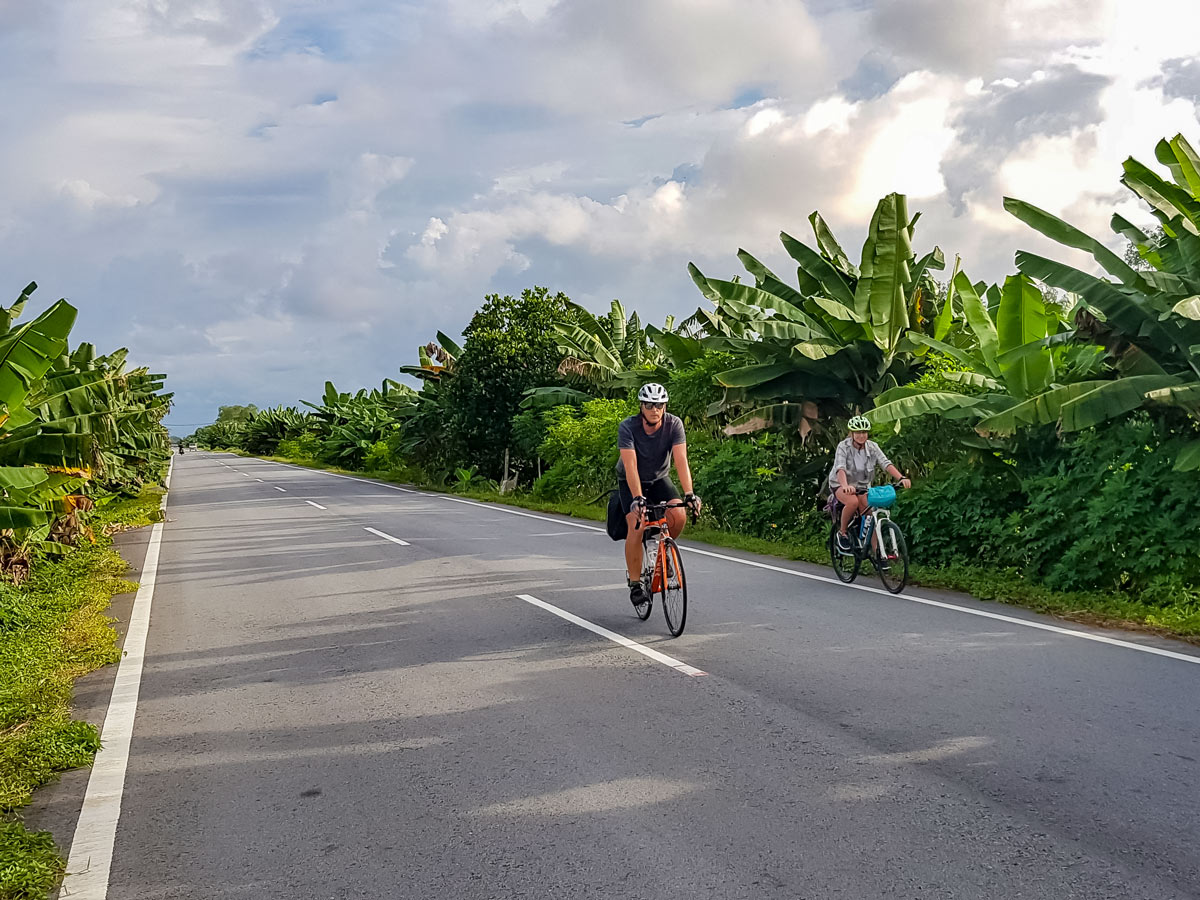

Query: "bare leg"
left=624, top=510, right=643, bottom=582
left=666, top=506, right=686, bottom=538
left=836, top=486, right=858, bottom=535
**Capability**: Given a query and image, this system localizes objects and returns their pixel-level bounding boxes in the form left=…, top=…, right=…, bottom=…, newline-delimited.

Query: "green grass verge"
left=244, top=452, right=1200, bottom=643
left=0, top=487, right=164, bottom=899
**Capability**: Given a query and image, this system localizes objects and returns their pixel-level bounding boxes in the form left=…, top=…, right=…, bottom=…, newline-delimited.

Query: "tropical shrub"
left=241, top=407, right=306, bottom=456
left=901, top=415, right=1200, bottom=594
left=532, top=398, right=634, bottom=500
left=693, top=433, right=826, bottom=540
left=276, top=433, right=321, bottom=462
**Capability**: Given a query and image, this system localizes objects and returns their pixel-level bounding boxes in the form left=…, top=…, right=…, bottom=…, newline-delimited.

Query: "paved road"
left=85, top=453, right=1200, bottom=898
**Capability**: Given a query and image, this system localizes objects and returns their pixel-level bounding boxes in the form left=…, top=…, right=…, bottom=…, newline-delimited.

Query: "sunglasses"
left=641, top=402, right=666, bottom=410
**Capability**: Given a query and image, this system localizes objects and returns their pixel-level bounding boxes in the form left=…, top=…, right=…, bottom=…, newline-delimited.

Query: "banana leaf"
left=1058, top=374, right=1181, bottom=432
left=1172, top=438, right=1200, bottom=471
left=1144, top=381, right=1200, bottom=411
left=737, top=250, right=810, bottom=304
left=779, top=232, right=857, bottom=307
left=867, top=390, right=985, bottom=424
left=808, top=212, right=858, bottom=278
left=905, top=333, right=979, bottom=370
left=933, top=255, right=961, bottom=342
left=0, top=282, right=36, bottom=334
left=1004, top=197, right=1151, bottom=292
left=942, top=371, right=1001, bottom=390
left=854, top=193, right=912, bottom=350
left=715, top=362, right=797, bottom=388
left=976, top=380, right=1110, bottom=435
left=996, top=275, right=1051, bottom=398
left=0, top=299, right=77, bottom=411
left=953, top=273, right=998, bottom=372
left=1172, top=296, right=1200, bottom=320
left=698, top=275, right=813, bottom=324
left=1121, top=157, right=1200, bottom=233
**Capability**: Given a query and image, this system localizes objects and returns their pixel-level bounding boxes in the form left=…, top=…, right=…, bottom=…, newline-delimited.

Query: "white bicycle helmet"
left=847, top=414, right=872, bottom=431
left=638, top=382, right=669, bottom=403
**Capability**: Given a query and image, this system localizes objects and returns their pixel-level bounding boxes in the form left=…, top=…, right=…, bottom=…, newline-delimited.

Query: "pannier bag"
left=606, top=490, right=628, bottom=541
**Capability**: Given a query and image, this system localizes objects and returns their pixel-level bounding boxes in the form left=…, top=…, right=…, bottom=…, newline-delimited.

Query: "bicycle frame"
left=637, top=500, right=688, bottom=591
left=840, top=485, right=903, bottom=559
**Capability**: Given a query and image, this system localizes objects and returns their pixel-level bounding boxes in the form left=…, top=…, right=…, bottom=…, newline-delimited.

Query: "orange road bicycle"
left=633, top=499, right=697, bottom=637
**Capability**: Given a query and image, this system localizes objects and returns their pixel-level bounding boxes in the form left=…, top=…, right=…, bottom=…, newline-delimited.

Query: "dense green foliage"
left=0, top=283, right=171, bottom=576
left=531, top=398, right=634, bottom=500
left=0, top=488, right=164, bottom=898
left=900, top=417, right=1200, bottom=597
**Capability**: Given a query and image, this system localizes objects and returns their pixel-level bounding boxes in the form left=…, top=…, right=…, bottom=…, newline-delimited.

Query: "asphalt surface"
left=65, top=453, right=1200, bottom=898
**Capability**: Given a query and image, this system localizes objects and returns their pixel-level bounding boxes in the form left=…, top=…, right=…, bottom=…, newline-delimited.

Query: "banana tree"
left=242, top=406, right=308, bottom=456
left=302, top=379, right=418, bottom=467
left=866, top=272, right=1108, bottom=435
left=997, top=133, right=1200, bottom=466
left=686, top=193, right=945, bottom=435
left=523, top=300, right=704, bottom=407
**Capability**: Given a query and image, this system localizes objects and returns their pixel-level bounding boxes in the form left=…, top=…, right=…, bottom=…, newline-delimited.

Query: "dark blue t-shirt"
left=615, top=413, right=686, bottom=482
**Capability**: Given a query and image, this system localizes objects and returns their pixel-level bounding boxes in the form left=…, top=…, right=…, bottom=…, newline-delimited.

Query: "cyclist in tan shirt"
left=829, top=415, right=910, bottom=553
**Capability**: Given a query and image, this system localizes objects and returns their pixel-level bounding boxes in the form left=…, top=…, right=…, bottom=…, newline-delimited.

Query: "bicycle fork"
left=642, top=539, right=660, bottom=593
left=875, top=514, right=900, bottom=559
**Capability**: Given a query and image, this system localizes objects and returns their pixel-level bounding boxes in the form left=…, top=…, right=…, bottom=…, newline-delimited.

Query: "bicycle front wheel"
left=874, top=520, right=909, bottom=594
left=829, top=524, right=860, bottom=583
left=658, top=538, right=687, bottom=637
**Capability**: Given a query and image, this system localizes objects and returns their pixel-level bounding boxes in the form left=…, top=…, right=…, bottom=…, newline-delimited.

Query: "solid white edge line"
left=304, top=500, right=327, bottom=510
left=364, top=526, right=410, bottom=546
left=61, top=458, right=173, bottom=898
left=516, top=594, right=705, bottom=676
left=262, top=460, right=1200, bottom=667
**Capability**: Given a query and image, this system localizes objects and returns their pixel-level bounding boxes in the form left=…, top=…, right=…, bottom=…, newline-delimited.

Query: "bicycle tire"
left=633, top=587, right=652, bottom=620
left=874, top=520, right=909, bottom=594
left=828, top=523, right=860, bottom=583
left=658, top=538, right=687, bottom=637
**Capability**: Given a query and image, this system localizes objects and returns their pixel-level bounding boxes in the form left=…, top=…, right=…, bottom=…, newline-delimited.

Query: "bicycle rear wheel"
left=829, top=523, right=860, bottom=583
left=658, top=538, right=687, bottom=637
left=874, top=520, right=909, bottom=594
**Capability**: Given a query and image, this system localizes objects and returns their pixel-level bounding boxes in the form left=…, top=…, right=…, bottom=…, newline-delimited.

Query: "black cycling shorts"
left=618, top=476, right=680, bottom=516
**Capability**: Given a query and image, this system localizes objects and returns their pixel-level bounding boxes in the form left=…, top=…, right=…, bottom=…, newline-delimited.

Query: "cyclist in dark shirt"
left=617, top=383, right=701, bottom=607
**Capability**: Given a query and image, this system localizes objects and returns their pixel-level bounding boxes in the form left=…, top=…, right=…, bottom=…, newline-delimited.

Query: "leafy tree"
left=442, top=286, right=574, bottom=478
left=215, top=404, right=258, bottom=426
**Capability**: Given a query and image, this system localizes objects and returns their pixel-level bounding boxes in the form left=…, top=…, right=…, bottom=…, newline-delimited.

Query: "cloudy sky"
left=1, top=0, right=1198, bottom=433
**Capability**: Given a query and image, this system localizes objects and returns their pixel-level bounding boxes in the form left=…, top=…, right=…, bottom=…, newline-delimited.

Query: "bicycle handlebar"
left=853, top=481, right=908, bottom=495
left=634, top=498, right=699, bottom=528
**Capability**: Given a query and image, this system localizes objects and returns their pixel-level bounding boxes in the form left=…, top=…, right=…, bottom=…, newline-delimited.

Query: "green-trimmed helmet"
left=847, top=415, right=872, bottom=432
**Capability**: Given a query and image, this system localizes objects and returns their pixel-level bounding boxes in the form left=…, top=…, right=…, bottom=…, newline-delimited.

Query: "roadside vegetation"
left=0, top=282, right=171, bottom=898
left=193, top=133, right=1200, bottom=641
